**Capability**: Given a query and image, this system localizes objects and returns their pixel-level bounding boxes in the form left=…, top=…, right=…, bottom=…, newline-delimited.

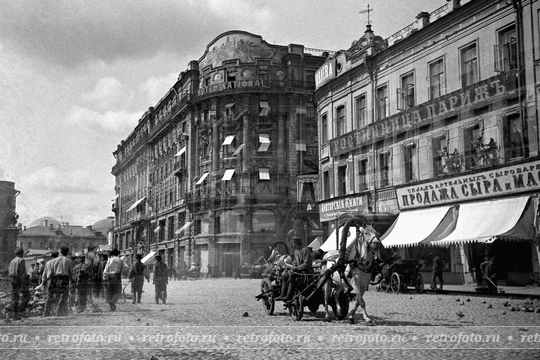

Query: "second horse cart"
left=377, top=259, right=424, bottom=294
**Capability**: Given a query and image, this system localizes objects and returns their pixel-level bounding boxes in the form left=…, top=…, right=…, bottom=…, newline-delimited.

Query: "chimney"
left=416, top=11, right=430, bottom=29
left=447, top=0, right=461, bottom=11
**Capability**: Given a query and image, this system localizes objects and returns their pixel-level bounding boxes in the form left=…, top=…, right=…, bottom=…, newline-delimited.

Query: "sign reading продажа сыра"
left=396, top=160, right=540, bottom=210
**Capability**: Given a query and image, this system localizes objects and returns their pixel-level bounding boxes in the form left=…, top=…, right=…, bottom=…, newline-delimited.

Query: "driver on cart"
left=276, top=236, right=313, bottom=302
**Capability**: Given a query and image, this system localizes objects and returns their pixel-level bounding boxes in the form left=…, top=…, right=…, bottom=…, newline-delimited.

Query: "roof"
left=27, top=217, right=61, bottom=229
left=25, top=249, right=51, bottom=256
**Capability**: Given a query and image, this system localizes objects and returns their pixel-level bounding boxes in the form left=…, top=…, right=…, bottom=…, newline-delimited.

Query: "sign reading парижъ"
left=396, top=160, right=540, bottom=209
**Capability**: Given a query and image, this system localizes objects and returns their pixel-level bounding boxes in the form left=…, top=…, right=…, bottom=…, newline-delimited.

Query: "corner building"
left=315, top=0, right=540, bottom=285
left=112, top=31, right=326, bottom=276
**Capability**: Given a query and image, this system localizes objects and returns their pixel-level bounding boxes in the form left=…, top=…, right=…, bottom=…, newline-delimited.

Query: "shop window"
left=495, top=25, right=517, bottom=73
left=377, top=85, right=388, bottom=120
left=461, top=42, right=478, bottom=88
left=379, top=152, right=391, bottom=187
left=355, top=94, right=367, bottom=129
left=336, top=106, right=346, bottom=136
left=503, top=113, right=526, bottom=160
left=337, top=165, right=347, bottom=196
left=429, top=58, right=445, bottom=100
left=403, top=143, right=418, bottom=183
left=463, top=123, right=482, bottom=169
left=357, top=158, right=368, bottom=191
left=252, top=210, right=276, bottom=233
left=321, top=113, right=328, bottom=142
left=397, top=73, right=415, bottom=110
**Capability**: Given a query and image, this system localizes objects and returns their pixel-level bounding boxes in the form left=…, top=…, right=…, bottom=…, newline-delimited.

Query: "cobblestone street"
left=2, top=278, right=540, bottom=359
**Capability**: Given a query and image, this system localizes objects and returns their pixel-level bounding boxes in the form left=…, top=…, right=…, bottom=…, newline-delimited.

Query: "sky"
left=0, top=0, right=443, bottom=227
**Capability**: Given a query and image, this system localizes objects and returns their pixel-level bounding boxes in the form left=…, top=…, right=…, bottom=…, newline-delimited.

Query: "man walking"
left=430, top=253, right=444, bottom=291
left=8, top=247, right=30, bottom=320
left=52, top=246, right=73, bottom=316
left=42, top=250, right=59, bottom=317
left=102, top=248, right=126, bottom=312
left=153, top=255, right=168, bottom=304
left=128, top=254, right=149, bottom=304
left=72, top=253, right=90, bottom=313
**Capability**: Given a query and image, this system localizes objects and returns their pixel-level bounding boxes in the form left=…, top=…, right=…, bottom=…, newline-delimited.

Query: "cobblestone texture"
left=1, top=278, right=540, bottom=359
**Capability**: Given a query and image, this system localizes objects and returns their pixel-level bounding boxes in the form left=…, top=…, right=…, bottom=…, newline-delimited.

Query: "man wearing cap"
left=92, top=252, right=107, bottom=299
left=153, top=255, right=168, bottom=304
left=8, top=247, right=30, bottom=320
left=72, top=253, right=90, bottom=313
left=276, top=236, right=313, bottom=302
left=41, top=250, right=59, bottom=317
left=102, top=248, right=126, bottom=311
left=128, top=254, right=149, bottom=304
left=52, top=245, right=73, bottom=316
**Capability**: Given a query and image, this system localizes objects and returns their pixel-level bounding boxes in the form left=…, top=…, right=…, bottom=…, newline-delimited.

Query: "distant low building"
left=18, top=216, right=109, bottom=254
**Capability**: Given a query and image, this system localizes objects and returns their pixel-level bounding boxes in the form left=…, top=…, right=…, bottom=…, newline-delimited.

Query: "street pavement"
left=1, top=278, right=540, bottom=359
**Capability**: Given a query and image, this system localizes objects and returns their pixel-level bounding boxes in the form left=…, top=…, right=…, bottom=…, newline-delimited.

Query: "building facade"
left=0, top=181, right=19, bottom=271
left=315, top=0, right=540, bottom=285
left=112, top=31, right=327, bottom=276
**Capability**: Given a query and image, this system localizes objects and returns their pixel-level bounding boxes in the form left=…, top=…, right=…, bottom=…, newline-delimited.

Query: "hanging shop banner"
left=396, top=160, right=540, bottom=210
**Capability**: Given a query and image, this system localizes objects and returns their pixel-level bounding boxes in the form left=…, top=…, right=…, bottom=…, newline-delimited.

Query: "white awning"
left=432, top=196, right=536, bottom=245
left=196, top=172, right=209, bottom=185
left=258, top=134, right=270, bottom=152
left=175, top=146, right=186, bottom=157
left=153, top=226, right=161, bottom=234
left=225, top=103, right=235, bottom=109
left=175, top=221, right=193, bottom=235
left=232, top=143, right=244, bottom=156
left=222, top=169, right=235, bottom=181
left=259, top=168, right=270, bottom=180
left=380, top=205, right=457, bottom=248
left=142, top=251, right=156, bottom=264
left=319, top=227, right=359, bottom=252
left=126, top=197, right=146, bottom=212
left=222, top=135, right=235, bottom=146
left=259, top=101, right=270, bottom=116
left=308, top=237, right=323, bottom=251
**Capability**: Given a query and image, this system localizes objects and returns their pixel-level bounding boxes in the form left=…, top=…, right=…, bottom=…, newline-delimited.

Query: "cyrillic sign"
left=319, top=195, right=368, bottom=222
left=315, top=59, right=336, bottom=89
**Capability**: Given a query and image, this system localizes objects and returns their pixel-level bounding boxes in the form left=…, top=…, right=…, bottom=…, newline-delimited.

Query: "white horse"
left=323, top=221, right=390, bottom=325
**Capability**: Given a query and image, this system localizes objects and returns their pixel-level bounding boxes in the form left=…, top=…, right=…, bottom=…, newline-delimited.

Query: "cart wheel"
left=289, top=295, right=304, bottom=321
left=260, top=278, right=275, bottom=315
left=379, top=279, right=390, bottom=292
left=390, top=273, right=401, bottom=293
left=415, top=274, right=424, bottom=294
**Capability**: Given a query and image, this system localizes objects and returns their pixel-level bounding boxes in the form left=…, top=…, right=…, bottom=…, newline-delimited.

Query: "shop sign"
left=198, top=79, right=269, bottom=96
left=319, top=195, right=368, bottom=222
left=329, top=72, right=515, bottom=157
left=315, top=59, right=336, bottom=89
left=397, top=160, right=540, bottom=209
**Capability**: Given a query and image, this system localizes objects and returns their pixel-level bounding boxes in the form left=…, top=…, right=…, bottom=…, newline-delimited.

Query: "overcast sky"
left=0, top=0, right=443, bottom=227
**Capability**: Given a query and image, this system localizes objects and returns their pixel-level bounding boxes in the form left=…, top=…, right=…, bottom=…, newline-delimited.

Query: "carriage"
left=256, top=241, right=349, bottom=321
left=376, top=259, right=424, bottom=294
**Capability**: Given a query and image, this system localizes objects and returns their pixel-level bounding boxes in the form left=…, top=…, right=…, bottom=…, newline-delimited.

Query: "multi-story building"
left=315, top=0, right=540, bottom=285
left=0, top=181, right=19, bottom=271
left=112, top=31, right=327, bottom=276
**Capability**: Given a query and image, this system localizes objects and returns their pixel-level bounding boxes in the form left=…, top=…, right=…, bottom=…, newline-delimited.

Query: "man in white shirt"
left=102, top=248, right=126, bottom=312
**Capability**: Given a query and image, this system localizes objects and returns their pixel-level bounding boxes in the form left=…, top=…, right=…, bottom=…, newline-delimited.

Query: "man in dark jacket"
left=153, top=255, right=168, bottom=304
left=430, top=253, right=444, bottom=291
left=277, top=236, right=313, bottom=302
left=72, top=253, right=90, bottom=313
left=128, top=254, right=149, bottom=304
left=8, top=247, right=30, bottom=320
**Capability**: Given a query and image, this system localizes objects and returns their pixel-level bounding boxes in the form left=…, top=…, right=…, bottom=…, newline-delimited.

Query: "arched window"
left=219, top=210, right=242, bottom=233
left=252, top=210, right=276, bottom=233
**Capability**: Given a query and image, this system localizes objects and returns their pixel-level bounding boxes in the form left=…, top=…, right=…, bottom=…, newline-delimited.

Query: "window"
left=379, top=152, right=390, bottom=187
left=168, top=216, right=175, bottom=240
left=225, top=103, right=235, bottom=117
left=194, top=219, right=201, bottom=235
left=504, top=114, right=526, bottom=159
left=432, top=135, right=447, bottom=177
left=337, top=165, right=347, bottom=196
left=336, top=106, right=346, bottom=136
left=323, top=170, right=330, bottom=199
left=219, top=210, right=241, bottom=233
left=259, top=101, right=270, bottom=116
left=321, top=114, right=328, bottom=142
left=495, top=25, right=517, bottom=72
left=461, top=43, right=478, bottom=88
left=357, top=158, right=368, bottom=191
left=355, top=94, right=367, bottom=129
left=377, top=85, right=388, bottom=120
left=252, top=210, right=275, bottom=232
left=259, top=66, right=269, bottom=82
left=398, top=73, right=415, bottom=110
left=403, top=143, right=418, bottom=183
left=222, top=135, right=236, bottom=156
left=259, top=168, right=270, bottom=181
left=429, top=58, right=445, bottom=100
left=226, top=68, right=236, bottom=86
left=306, top=70, right=315, bottom=88
left=258, top=134, right=271, bottom=152
left=463, top=124, right=482, bottom=169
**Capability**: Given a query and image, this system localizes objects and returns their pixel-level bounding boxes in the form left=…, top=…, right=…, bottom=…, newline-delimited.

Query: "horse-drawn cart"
left=377, top=259, right=424, bottom=294
left=256, top=241, right=349, bottom=321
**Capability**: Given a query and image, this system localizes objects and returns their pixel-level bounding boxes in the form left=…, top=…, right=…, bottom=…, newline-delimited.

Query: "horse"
left=322, top=219, right=391, bottom=325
